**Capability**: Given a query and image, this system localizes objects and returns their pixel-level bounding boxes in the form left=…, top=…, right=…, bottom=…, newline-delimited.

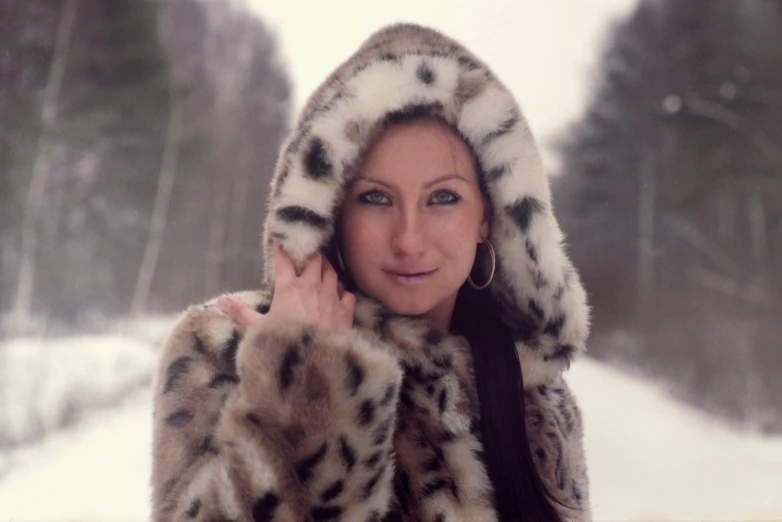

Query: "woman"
left=152, top=23, right=591, bottom=522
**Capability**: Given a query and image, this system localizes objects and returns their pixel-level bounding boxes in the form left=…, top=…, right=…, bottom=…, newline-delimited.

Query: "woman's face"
left=340, top=118, right=489, bottom=329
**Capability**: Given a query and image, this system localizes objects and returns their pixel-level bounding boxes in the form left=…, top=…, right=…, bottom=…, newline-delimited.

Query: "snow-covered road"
left=2, top=350, right=781, bottom=521
left=569, top=359, right=782, bottom=521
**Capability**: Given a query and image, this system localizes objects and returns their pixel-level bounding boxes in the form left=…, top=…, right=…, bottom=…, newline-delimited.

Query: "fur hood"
left=261, top=23, right=590, bottom=388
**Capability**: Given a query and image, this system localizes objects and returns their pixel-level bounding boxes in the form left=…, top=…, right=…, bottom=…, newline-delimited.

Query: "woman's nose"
left=390, top=209, right=425, bottom=256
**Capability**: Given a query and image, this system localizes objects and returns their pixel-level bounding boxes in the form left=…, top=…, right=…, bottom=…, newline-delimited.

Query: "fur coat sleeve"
left=151, top=302, right=403, bottom=522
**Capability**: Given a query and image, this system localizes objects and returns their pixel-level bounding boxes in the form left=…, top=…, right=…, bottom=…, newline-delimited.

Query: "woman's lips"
left=384, top=268, right=437, bottom=286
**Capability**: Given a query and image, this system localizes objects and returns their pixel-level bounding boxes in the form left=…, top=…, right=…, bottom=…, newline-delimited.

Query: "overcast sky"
left=247, top=0, right=637, bottom=167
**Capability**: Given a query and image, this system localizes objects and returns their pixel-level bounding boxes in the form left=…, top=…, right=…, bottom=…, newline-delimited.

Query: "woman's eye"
left=358, top=190, right=391, bottom=205
left=430, top=190, right=460, bottom=205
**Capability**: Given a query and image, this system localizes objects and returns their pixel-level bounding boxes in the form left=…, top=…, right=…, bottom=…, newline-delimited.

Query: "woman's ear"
left=479, top=197, right=491, bottom=242
left=479, top=216, right=490, bottom=243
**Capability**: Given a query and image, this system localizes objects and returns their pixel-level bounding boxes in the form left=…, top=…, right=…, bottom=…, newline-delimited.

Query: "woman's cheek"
left=432, top=209, right=479, bottom=237
left=350, top=211, right=387, bottom=255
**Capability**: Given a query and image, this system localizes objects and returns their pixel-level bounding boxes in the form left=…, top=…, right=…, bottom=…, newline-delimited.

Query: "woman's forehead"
left=359, top=120, right=476, bottom=175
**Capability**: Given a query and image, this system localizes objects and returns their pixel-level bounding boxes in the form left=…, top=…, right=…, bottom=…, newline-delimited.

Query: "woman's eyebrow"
left=424, top=174, right=467, bottom=188
left=355, top=175, right=394, bottom=189
left=355, top=174, right=467, bottom=189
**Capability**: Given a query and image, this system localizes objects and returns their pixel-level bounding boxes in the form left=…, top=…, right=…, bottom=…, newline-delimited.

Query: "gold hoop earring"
left=468, top=240, right=495, bottom=290
left=336, top=248, right=348, bottom=274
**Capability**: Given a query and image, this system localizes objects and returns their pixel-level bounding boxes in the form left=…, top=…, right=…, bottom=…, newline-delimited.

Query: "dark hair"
left=451, top=284, right=564, bottom=522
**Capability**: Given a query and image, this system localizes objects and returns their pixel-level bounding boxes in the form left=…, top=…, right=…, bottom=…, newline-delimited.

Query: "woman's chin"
left=381, top=296, right=435, bottom=318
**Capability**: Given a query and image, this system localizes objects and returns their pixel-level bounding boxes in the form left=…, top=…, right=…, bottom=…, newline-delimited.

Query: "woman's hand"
left=217, top=243, right=355, bottom=331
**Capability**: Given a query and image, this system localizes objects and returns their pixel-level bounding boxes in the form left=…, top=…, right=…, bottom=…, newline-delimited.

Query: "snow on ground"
left=569, top=358, right=782, bottom=521
left=0, top=388, right=154, bottom=522
left=0, top=332, right=160, bottom=449
left=2, top=327, right=782, bottom=521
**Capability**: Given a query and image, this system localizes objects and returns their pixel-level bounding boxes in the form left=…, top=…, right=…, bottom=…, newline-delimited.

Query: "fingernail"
left=217, top=296, right=233, bottom=314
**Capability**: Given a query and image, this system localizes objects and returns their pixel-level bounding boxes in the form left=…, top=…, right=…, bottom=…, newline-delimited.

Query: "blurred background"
left=1, top=0, right=781, bottom=520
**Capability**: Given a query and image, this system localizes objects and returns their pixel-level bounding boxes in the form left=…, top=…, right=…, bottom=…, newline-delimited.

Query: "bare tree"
left=152, top=0, right=290, bottom=309
left=130, top=96, right=184, bottom=316
left=10, top=0, right=78, bottom=333
left=636, top=145, right=657, bottom=324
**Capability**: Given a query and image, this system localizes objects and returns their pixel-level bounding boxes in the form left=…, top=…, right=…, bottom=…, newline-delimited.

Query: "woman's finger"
left=217, top=296, right=264, bottom=328
left=339, top=291, right=356, bottom=328
left=321, top=258, right=339, bottom=295
left=272, top=243, right=296, bottom=282
left=340, top=291, right=356, bottom=312
left=301, top=252, right=323, bottom=283
left=320, top=254, right=331, bottom=279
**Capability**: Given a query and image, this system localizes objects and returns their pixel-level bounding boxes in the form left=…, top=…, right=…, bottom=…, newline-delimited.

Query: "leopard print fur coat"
left=152, top=23, right=592, bottom=522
